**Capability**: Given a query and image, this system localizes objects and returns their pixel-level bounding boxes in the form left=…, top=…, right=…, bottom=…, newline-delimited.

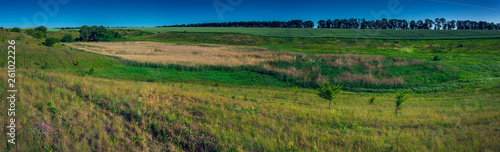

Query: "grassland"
left=117, top=27, right=500, bottom=39
left=0, top=28, right=499, bottom=151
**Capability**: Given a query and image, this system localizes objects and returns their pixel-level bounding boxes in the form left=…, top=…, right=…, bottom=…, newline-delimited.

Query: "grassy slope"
left=1, top=68, right=499, bottom=151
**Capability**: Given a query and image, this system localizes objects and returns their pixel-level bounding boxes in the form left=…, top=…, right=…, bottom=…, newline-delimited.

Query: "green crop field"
left=1, top=27, right=499, bottom=151
left=117, top=27, right=500, bottom=39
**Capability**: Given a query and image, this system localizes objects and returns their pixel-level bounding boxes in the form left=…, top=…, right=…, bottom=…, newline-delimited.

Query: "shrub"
left=60, top=34, right=75, bottom=42
left=44, top=37, right=60, bottom=46
left=11, top=27, right=21, bottom=32
left=34, top=31, right=45, bottom=39
left=35, top=26, right=47, bottom=33
left=26, top=29, right=36, bottom=36
left=317, top=82, right=342, bottom=109
left=369, top=96, right=376, bottom=104
left=433, top=55, right=442, bottom=61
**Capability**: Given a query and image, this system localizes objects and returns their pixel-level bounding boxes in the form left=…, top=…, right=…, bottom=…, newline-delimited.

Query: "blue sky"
left=2, top=0, right=499, bottom=28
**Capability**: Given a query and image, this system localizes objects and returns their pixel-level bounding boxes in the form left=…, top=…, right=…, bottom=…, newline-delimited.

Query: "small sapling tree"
left=317, top=82, right=342, bottom=109
left=395, top=91, right=408, bottom=117
left=292, top=86, right=300, bottom=95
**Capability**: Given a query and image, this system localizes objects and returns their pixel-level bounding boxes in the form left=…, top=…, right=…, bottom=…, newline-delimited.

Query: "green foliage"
left=292, top=86, right=301, bottom=95
left=317, top=82, right=342, bottom=109
left=35, top=26, right=48, bottom=33
left=34, top=31, right=45, bottom=39
left=77, top=68, right=95, bottom=76
left=79, top=25, right=113, bottom=42
left=11, top=27, right=21, bottom=32
left=44, top=37, right=60, bottom=46
left=395, top=91, right=408, bottom=108
left=433, top=55, right=443, bottom=61
left=26, top=29, right=36, bottom=36
left=395, top=91, right=409, bottom=116
left=60, top=34, right=75, bottom=42
left=369, top=96, right=376, bottom=104
left=46, top=100, right=57, bottom=114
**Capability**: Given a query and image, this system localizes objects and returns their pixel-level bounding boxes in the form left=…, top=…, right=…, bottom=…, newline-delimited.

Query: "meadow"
left=115, top=27, right=500, bottom=39
left=0, top=28, right=499, bottom=151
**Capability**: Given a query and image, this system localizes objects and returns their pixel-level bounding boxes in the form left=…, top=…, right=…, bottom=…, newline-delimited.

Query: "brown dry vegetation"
left=66, top=42, right=295, bottom=66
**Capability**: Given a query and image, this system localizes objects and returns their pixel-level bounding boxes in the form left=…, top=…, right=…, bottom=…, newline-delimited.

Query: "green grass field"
left=117, top=27, right=500, bottom=39
left=1, top=28, right=499, bottom=151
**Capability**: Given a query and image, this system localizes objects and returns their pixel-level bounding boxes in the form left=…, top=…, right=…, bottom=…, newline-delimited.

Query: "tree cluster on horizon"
left=161, top=18, right=500, bottom=30
left=162, top=20, right=315, bottom=28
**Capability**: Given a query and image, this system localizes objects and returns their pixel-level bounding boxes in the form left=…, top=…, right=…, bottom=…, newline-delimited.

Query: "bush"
left=368, top=96, right=376, bottom=104
left=35, top=26, right=47, bottom=33
left=26, top=29, right=36, bottom=36
left=34, top=31, right=45, bottom=39
left=44, top=37, right=60, bottom=47
left=11, top=27, right=21, bottom=32
left=433, top=55, right=442, bottom=61
left=60, top=34, right=75, bottom=42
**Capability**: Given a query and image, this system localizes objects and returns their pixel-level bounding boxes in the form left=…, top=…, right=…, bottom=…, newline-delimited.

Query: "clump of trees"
left=78, top=25, right=121, bottom=42
left=11, top=27, right=21, bottom=33
left=25, top=26, right=48, bottom=39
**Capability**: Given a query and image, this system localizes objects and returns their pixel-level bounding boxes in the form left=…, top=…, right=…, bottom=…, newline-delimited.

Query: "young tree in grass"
left=317, top=82, right=342, bottom=109
left=395, top=91, right=408, bottom=117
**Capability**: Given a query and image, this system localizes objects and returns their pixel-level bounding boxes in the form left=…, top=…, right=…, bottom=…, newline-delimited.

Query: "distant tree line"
left=56, top=26, right=141, bottom=29
left=316, top=18, right=500, bottom=30
left=160, top=18, right=500, bottom=30
left=161, top=20, right=316, bottom=28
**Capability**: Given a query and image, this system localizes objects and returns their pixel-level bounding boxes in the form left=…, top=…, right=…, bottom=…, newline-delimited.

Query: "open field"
left=66, top=42, right=295, bottom=66
left=117, top=27, right=500, bottom=39
left=1, top=28, right=500, bottom=151
left=67, top=41, right=460, bottom=92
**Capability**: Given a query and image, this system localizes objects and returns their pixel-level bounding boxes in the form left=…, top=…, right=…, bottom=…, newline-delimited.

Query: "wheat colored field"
left=67, top=42, right=295, bottom=66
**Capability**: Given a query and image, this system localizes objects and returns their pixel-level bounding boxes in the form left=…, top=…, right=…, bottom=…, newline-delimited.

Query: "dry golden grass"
left=66, top=42, right=295, bottom=66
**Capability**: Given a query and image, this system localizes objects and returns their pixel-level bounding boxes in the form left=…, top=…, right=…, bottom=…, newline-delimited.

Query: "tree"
left=395, top=91, right=408, bottom=117
left=60, top=34, right=75, bottom=42
left=317, top=20, right=326, bottom=28
left=44, top=37, right=60, bottom=47
left=326, top=19, right=333, bottom=28
left=434, top=18, right=440, bottom=30
left=35, top=26, right=48, bottom=33
left=34, top=31, right=45, bottom=39
left=317, top=82, right=342, bottom=109
left=440, top=18, right=446, bottom=30
left=11, top=27, right=21, bottom=32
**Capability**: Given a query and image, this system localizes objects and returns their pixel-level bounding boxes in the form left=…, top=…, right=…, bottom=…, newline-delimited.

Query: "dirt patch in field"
left=67, top=42, right=295, bottom=66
